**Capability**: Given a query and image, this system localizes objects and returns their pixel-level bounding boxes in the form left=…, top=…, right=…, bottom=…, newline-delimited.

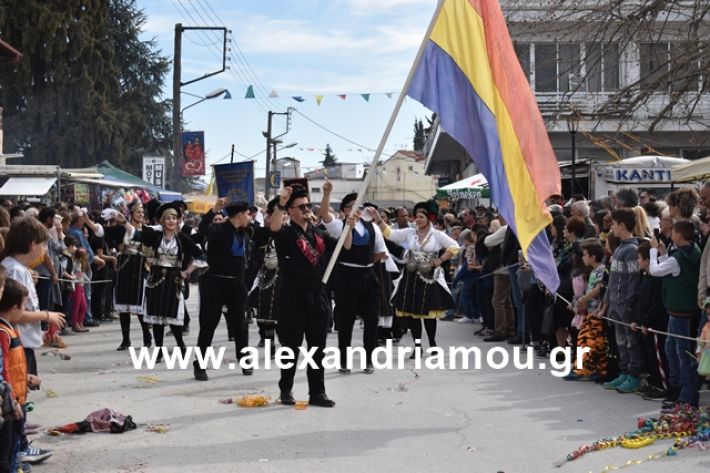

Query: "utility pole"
left=172, top=24, right=228, bottom=190
left=172, top=24, right=182, bottom=191
left=230, top=144, right=235, bottom=163
left=264, top=111, right=273, bottom=199
left=263, top=108, right=294, bottom=199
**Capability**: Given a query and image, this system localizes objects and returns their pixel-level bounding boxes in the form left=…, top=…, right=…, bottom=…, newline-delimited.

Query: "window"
left=535, top=44, right=557, bottom=92
left=514, top=42, right=530, bottom=81
left=527, top=42, right=617, bottom=93
left=311, top=187, right=321, bottom=193
left=585, top=42, right=619, bottom=92
left=533, top=43, right=581, bottom=93
left=558, top=43, right=581, bottom=92
left=640, top=42, right=670, bottom=91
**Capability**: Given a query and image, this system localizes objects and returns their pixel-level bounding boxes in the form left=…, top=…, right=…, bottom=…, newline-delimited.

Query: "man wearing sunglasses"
left=319, top=185, right=387, bottom=374
left=270, top=184, right=355, bottom=407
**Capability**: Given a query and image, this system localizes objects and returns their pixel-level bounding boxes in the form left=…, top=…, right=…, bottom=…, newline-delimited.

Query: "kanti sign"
left=603, top=167, right=672, bottom=183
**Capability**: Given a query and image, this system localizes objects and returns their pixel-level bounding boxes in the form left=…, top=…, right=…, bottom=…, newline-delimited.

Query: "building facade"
left=424, top=1, right=710, bottom=198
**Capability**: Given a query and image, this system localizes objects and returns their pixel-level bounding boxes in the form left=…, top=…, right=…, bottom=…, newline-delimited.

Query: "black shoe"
left=642, top=386, right=668, bottom=401
left=280, top=392, right=295, bottom=405
left=663, top=386, right=680, bottom=403
left=483, top=335, right=506, bottom=342
left=228, top=336, right=235, bottom=342
left=338, top=368, right=351, bottom=374
left=364, top=365, right=374, bottom=374
left=242, top=368, right=254, bottom=376
left=309, top=394, right=335, bottom=407
left=409, top=346, right=422, bottom=360
left=116, top=342, right=130, bottom=351
left=506, top=336, right=522, bottom=345
left=193, top=362, right=208, bottom=381
left=257, top=339, right=265, bottom=348
left=84, top=320, right=100, bottom=327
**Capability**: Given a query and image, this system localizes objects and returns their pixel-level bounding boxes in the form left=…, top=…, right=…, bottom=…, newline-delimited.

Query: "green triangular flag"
left=361, top=94, right=370, bottom=102
left=245, top=85, right=255, bottom=98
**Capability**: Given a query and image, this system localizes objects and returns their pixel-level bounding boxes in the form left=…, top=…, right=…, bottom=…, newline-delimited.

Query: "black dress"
left=133, top=227, right=203, bottom=325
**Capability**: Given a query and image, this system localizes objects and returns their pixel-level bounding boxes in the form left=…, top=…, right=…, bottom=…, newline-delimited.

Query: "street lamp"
left=180, top=88, right=231, bottom=116
left=565, top=110, right=580, bottom=198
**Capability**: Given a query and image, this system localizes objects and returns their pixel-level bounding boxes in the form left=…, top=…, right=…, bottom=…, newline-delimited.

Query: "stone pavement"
left=26, top=288, right=710, bottom=473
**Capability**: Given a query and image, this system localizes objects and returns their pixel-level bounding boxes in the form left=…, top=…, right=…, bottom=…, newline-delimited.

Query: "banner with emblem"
left=214, top=161, right=254, bottom=205
left=181, top=131, right=206, bottom=176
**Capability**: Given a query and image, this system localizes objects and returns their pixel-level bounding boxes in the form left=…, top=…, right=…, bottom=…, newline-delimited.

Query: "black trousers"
left=197, top=274, right=248, bottom=359
left=334, top=265, right=380, bottom=368
left=277, top=281, right=329, bottom=396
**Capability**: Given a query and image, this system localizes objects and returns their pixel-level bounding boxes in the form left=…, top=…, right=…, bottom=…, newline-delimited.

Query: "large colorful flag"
left=407, top=0, right=561, bottom=292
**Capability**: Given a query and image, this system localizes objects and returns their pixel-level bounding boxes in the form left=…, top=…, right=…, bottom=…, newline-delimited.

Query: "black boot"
left=193, top=360, right=208, bottom=381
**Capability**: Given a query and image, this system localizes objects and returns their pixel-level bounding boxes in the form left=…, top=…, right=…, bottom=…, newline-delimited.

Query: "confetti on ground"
left=235, top=395, right=271, bottom=407
left=45, top=389, right=59, bottom=398
left=41, top=349, right=71, bottom=360
left=136, top=376, right=161, bottom=384
left=145, top=423, right=169, bottom=433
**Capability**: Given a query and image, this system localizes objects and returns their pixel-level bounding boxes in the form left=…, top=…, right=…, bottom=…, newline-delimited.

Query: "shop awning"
left=671, top=155, right=710, bottom=183
left=67, top=177, right=141, bottom=189
left=0, top=177, right=57, bottom=196
left=159, top=191, right=184, bottom=202
left=184, top=194, right=216, bottom=214
left=436, top=173, right=491, bottom=199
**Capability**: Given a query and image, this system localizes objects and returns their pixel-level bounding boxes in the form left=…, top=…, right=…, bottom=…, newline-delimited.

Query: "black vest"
left=339, top=219, right=376, bottom=266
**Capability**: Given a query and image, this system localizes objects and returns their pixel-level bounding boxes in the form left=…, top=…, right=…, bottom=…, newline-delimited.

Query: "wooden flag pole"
left=321, top=0, right=445, bottom=284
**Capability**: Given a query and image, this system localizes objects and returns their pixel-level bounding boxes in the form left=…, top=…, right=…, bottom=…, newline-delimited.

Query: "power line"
left=293, top=109, right=375, bottom=151
left=172, top=0, right=274, bottom=117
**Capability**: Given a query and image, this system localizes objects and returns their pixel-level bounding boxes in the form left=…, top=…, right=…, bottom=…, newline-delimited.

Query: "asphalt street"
left=27, top=288, right=710, bottom=473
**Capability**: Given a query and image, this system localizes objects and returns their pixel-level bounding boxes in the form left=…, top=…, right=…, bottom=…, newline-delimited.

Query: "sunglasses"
left=290, top=203, right=313, bottom=212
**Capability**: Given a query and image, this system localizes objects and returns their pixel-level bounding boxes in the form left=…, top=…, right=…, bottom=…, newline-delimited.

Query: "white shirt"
left=648, top=248, right=681, bottom=277
left=1, top=256, right=42, bottom=348
left=484, top=225, right=508, bottom=248
left=322, top=217, right=388, bottom=268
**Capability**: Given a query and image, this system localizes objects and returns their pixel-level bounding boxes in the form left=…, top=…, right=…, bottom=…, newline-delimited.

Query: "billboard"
left=142, top=156, right=165, bottom=188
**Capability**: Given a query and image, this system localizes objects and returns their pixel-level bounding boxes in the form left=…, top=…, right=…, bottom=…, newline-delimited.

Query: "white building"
left=367, top=150, right=438, bottom=208
left=424, top=1, right=710, bottom=198
left=305, top=163, right=365, bottom=206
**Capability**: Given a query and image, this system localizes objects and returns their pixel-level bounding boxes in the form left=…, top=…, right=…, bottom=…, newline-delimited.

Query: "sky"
left=138, top=0, right=438, bottom=183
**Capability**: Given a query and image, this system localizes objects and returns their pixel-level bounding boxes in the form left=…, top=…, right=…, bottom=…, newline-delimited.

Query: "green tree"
left=321, top=143, right=337, bottom=167
left=0, top=0, right=171, bottom=173
left=413, top=118, right=425, bottom=151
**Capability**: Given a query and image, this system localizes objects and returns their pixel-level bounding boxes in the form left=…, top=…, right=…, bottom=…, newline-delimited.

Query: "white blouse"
left=385, top=225, right=459, bottom=255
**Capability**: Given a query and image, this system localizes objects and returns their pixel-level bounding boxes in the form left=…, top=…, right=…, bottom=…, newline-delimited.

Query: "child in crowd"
left=565, top=240, right=607, bottom=381
left=0, top=217, right=62, bottom=468
left=634, top=241, right=670, bottom=400
left=70, top=249, right=90, bottom=333
left=602, top=209, right=645, bottom=393
left=0, top=278, right=49, bottom=472
left=649, top=220, right=701, bottom=407
left=452, top=230, right=481, bottom=324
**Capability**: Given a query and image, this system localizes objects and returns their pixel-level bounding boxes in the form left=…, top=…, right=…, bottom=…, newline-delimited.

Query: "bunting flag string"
left=240, top=85, right=395, bottom=103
